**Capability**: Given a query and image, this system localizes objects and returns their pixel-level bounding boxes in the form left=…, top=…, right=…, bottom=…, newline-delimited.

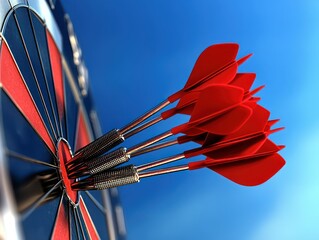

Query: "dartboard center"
left=57, top=139, right=78, bottom=204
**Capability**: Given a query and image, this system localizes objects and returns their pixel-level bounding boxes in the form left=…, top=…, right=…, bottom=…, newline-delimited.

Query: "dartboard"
left=0, top=1, right=125, bottom=239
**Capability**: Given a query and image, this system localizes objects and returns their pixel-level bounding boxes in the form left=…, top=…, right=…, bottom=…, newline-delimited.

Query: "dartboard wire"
left=67, top=195, right=71, bottom=240
left=20, top=179, right=62, bottom=221
left=68, top=202, right=75, bottom=240
left=62, top=69, right=73, bottom=145
left=73, top=103, right=93, bottom=153
left=27, top=8, right=63, bottom=138
left=101, top=190, right=117, bottom=240
left=72, top=205, right=81, bottom=240
left=79, top=196, right=101, bottom=240
left=12, top=11, right=59, bottom=141
left=84, top=191, right=107, bottom=214
left=89, top=110, right=103, bottom=139
left=75, top=206, right=87, bottom=240
left=51, top=193, right=65, bottom=238
left=6, top=149, right=58, bottom=168
left=74, top=109, right=82, bottom=151
left=0, top=35, right=57, bottom=154
left=62, top=57, right=94, bottom=143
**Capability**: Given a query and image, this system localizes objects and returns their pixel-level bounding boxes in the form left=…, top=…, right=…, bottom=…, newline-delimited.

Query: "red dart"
left=189, top=85, right=244, bottom=123
left=68, top=86, right=253, bottom=177
left=132, top=102, right=266, bottom=157
left=195, top=70, right=255, bottom=93
left=194, top=140, right=285, bottom=186
left=123, top=43, right=244, bottom=133
left=125, top=65, right=254, bottom=138
left=132, top=104, right=283, bottom=158
left=179, top=96, right=259, bottom=137
left=230, top=73, right=256, bottom=93
left=68, top=101, right=253, bottom=177
left=68, top=84, right=252, bottom=170
left=163, top=72, right=257, bottom=119
left=152, top=64, right=256, bottom=123
left=120, top=85, right=250, bottom=138
left=206, top=106, right=283, bottom=148
left=72, top=140, right=285, bottom=190
left=73, top=43, right=248, bottom=161
left=191, top=51, right=252, bottom=90
left=161, top=51, right=254, bottom=119
left=208, top=104, right=270, bottom=145
left=133, top=132, right=270, bottom=173
left=186, top=134, right=268, bottom=160
left=68, top=40, right=286, bottom=191
left=202, top=119, right=282, bottom=149
left=169, top=43, right=239, bottom=101
left=172, top=85, right=253, bottom=136
left=190, top=139, right=284, bottom=169
left=74, top=95, right=267, bottom=177
left=191, top=104, right=252, bottom=135
left=208, top=153, right=285, bottom=186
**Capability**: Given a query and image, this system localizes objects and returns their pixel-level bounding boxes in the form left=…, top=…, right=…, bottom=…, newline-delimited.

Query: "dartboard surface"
left=0, top=1, right=125, bottom=239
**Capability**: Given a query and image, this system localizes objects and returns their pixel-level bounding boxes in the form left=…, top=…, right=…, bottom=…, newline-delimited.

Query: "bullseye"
left=57, top=139, right=78, bottom=204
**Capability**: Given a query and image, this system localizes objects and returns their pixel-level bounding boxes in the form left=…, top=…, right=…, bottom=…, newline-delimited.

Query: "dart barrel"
left=72, top=165, right=139, bottom=190
left=75, top=129, right=125, bottom=160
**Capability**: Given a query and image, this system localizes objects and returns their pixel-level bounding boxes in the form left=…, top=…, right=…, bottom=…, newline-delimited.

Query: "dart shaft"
left=138, top=165, right=189, bottom=179
left=137, top=153, right=185, bottom=172
left=127, top=130, right=173, bottom=155
left=131, top=139, right=178, bottom=157
left=123, top=115, right=163, bottom=139
left=120, top=99, right=170, bottom=134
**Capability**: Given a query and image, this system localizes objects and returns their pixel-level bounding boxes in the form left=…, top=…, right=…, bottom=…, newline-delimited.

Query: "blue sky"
left=63, top=1, right=319, bottom=239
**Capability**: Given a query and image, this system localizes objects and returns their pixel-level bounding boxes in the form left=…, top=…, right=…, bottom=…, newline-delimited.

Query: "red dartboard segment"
left=46, top=30, right=65, bottom=121
left=79, top=197, right=100, bottom=240
left=57, top=140, right=78, bottom=203
left=0, top=42, right=55, bottom=153
left=51, top=197, right=70, bottom=240
left=75, top=109, right=91, bottom=151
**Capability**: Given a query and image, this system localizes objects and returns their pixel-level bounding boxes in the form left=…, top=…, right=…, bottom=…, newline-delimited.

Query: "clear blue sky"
left=64, top=1, right=319, bottom=239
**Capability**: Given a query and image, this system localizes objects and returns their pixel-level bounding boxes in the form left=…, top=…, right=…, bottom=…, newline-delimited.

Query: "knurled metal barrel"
left=93, top=165, right=139, bottom=189
left=87, top=147, right=130, bottom=175
left=75, top=129, right=124, bottom=160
